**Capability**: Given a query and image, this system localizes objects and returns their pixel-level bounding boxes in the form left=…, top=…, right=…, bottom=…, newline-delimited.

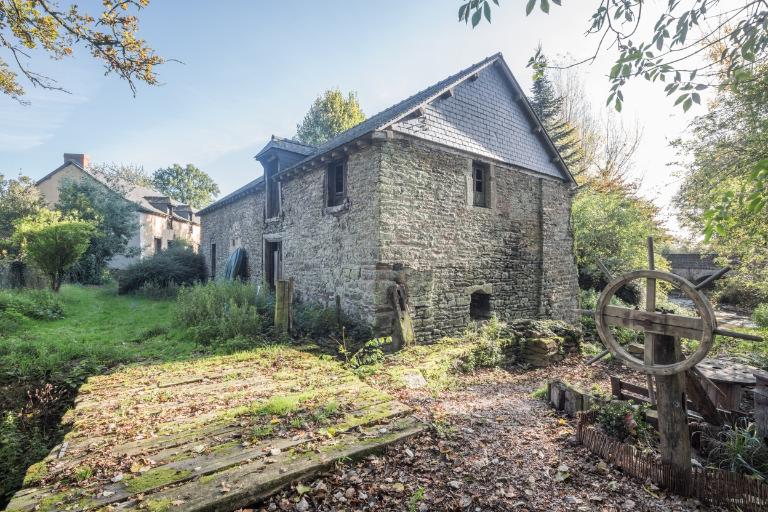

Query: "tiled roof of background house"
left=38, top=161, right=200, bottom=223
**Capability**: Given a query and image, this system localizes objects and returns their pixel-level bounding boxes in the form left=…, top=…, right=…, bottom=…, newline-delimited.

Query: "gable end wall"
left=375, top=137, right=578, bottom=340
left=391, top=64, right=564, bottom=179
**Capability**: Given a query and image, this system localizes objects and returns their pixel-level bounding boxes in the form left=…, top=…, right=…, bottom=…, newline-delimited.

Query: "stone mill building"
left=199, top=53, right=579, bottom=341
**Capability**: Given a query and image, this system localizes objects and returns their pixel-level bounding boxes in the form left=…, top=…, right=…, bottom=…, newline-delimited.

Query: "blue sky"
left=0, top=1, right=698, bottom=232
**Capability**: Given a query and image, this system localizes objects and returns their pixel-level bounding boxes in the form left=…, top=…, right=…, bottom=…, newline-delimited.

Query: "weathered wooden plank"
left=115, top=417, right=425, bottom=512
left=10, top=399, right=413, bottom=512
left=602, top=305, right=704, bottom=340
left=685, top=368, right=723, bottom=426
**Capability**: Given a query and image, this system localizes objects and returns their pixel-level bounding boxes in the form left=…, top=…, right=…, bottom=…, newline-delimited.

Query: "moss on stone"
left=36, top=492, right=70, bottom=512
left=22, top=461, right=48, bottom=486
left=209, top=440, right=240, bottom=454
left=124, top=467, right=192, bottom=494
left=145, top=498, right=173, bottom=512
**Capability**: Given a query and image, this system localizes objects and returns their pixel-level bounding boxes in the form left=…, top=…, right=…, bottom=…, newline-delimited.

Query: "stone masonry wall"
left=201, top=136, right=579, bottom=342
left=200, top=190, right=265, bottom=282
left=376, top=136, right=578, bottom=340
left=540, top=180, right=580, bottom=323
left=200, top=144, right=381, bottom=326
left=271, top=145, right=381, bottom=325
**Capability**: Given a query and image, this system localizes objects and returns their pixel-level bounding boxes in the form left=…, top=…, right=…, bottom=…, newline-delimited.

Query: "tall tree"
left=57, top=178, right=139, bottom=284
left=0, top=0, right=162, bottom=102
left=89, top=162, right=152, bottom=192
left=150, top=164, right=220, bottom=208
left=457, top=1, right=768, bottom=112
left=529, top=50, right=583, bottom=172
left=296, top=89, right=366, bottom=146
left=673, top=64, right=768, bottom=305
left=551, top=66, right=642, bottom=186
left=13, top=209, right=94, bottom=291
left=0, top=174, right=44, bottom=257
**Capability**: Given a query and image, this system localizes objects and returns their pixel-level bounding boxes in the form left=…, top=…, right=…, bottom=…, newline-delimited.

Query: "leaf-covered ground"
left=256, top=357, right=730, bottom=512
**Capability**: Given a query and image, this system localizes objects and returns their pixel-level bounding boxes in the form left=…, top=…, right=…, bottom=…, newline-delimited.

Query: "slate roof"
left=200, top=52, right=573, bottom=215
left=304, top=53, right=502, bottom=158
left=255, top=136, right=315, bottom=160
left=274, top=52, right=572, bottom=182
left=198, top=176, right=265, bottom=214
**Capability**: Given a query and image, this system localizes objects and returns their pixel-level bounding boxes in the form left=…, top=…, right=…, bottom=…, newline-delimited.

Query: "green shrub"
left=530, top=385, right=548, bottom=400
left=1, top=412, right=49, bottom=505
left=753, top=304, right=768, bottom=329
left=293, top=303, right=340, bottom=337
left=456, top=316, right=515, bottom=372
left=457, top=337, right=505, bottom=372
left=593, top=400, right=652, bottom=443
left=717, top=281, right=768, bottom=309
left=340, top=337, right=388, bottom=369
left=704, top=421, right=768, bottom=479
left=118, top=245, right=206, bottom=294
left=0, top=289, right=64, bottom=324
left=0, top=309, right=27, bottom=335
left=174, top=281, right=272, bottom=343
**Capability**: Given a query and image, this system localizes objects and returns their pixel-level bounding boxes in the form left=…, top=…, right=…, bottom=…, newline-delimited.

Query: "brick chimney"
left=63, top=153, right=89, bottom=169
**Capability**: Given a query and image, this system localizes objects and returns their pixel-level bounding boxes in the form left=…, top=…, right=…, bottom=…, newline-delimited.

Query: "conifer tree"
left=529, top=50, right=583, bottom=172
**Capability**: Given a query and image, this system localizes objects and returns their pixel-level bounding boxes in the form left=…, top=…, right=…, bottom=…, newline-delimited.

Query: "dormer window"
left=327, top=161, right=346, bottom=207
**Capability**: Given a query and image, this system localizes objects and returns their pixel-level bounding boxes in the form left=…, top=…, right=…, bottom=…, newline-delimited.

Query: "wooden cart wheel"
left=595, top=269, right=716, bottom=376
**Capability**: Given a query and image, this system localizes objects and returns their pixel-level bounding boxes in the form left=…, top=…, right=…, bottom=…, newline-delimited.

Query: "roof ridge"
left=312, top=53, right=502, bottom=152
left=271, top=135, right=316, bottom=148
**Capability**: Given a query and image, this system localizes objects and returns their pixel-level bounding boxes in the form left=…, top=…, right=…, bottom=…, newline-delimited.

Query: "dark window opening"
left=265, top=240, right=283, bottom=289
left=470, top=292, right=492, bottom=320
left=210, top=243, right=217, bottom=277
left=154, top=237, right=163, bottom=253
left=327, top=161, right=346, bottom=207
left=473, top=161, right=489, bottom=208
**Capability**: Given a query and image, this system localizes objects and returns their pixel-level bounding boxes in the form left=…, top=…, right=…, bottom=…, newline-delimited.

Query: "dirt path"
left=257, top=360, right=727, bottom=511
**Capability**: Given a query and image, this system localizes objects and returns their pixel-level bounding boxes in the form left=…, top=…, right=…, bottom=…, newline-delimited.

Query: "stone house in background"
left=36, top=154, right=201, bottom=269
left=199, top=53, right=579, bottom=341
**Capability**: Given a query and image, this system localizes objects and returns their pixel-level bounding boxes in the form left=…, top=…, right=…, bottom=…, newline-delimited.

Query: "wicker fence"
left=577, top=412, right=768, bottom=511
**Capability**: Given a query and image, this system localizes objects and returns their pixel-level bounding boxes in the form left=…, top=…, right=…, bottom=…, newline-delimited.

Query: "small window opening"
left=470, top=291, right=492, bottom=320
left=327, top=161, right=346, bottom=207
left=472, top=161, right=489, bottom=208
left=210, top=242, right=217, bottom=277
left=154, top=237, right=163, bottom=254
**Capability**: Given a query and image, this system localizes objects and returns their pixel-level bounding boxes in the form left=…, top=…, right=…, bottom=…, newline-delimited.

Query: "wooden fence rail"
left=577, top=412, right=768, bottom=511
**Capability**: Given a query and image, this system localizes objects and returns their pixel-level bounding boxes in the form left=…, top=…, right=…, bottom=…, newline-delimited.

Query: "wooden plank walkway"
left=6, top=348, right=423, bottom=512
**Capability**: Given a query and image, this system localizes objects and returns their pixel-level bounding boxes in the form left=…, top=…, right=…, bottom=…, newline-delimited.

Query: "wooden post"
left=654, top=333, right=692, bottom=492
left=610, top=375, right=622, bottom=399
left=274, top=279, right=293, bottom=334
left=335, top=294, right=342, bottom=329
left=645, top=237, right=657, bottom=405
left=754, top=370, right=768, bottom=440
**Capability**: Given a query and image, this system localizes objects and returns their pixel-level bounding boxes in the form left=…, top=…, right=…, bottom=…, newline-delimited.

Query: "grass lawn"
left=0, top=284, right=200, bottom=385
left=0, top=283, right=268, bottom=507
